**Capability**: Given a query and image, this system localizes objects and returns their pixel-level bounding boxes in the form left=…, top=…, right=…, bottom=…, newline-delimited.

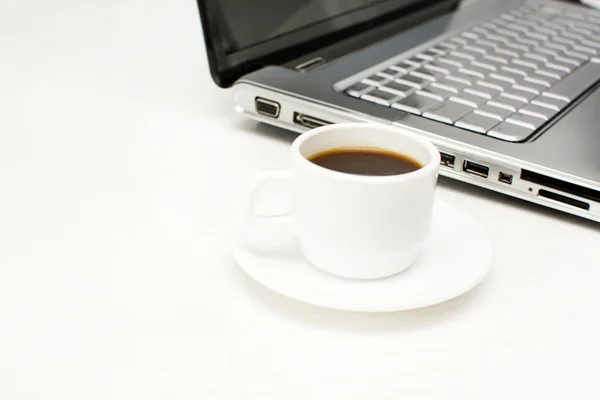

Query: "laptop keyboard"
left=343, top=3, right=600, bottom=142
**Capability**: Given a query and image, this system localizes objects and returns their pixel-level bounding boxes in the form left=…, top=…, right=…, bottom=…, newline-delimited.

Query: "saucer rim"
left=232, top=199, right=493, bottom=312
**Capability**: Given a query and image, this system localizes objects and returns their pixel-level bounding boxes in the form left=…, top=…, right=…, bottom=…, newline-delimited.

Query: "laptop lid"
left=197, top=0, right=460, bottom=87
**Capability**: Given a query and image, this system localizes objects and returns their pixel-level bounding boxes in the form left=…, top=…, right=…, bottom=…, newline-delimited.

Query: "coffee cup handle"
left=242, top=171, right=296, bottom=250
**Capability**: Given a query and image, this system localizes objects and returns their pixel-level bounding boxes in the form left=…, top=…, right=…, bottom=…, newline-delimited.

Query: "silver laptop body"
left=199, top=0, right=600, bottom=222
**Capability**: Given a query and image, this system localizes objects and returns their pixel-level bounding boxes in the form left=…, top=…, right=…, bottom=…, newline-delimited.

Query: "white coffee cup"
left=247, top=123, right=440, bottom=279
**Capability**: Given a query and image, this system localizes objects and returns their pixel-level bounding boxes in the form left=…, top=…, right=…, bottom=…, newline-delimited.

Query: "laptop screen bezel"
left=197, top=0, right=459, bottom=87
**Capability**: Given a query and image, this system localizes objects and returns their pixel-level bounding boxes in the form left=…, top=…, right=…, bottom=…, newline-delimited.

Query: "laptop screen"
left=217, top=0, right=397, bottom=53
left=197, top=0, right=455, bottom=87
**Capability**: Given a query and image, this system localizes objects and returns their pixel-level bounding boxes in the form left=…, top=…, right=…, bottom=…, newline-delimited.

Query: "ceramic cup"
left=247, top=123, right=440, bottom=279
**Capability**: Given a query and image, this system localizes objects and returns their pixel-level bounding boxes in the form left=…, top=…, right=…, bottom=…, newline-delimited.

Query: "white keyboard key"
left=361, top=89, right=400, bottom=105
left=417, top=86, right=452, bottom=100
left=572, top=44, right=596, bottom=55
left=512, top=81, right=546, bottom=95
left=475, top=40, right=499, bottom=51
left=438, top=41, right=458, bottom=50
left=495, top=28, right=521, bottom=39
left=346, top=82, right=374, bottom=97
left=450, top=50, right=478, bottom=61
left=505, top=113, right=545, bottom=129
left=465, top=85, right=500, bottom=99
left=486, top=33, right=511, bottom=45
left=451, top=36, right=470, bottom=46
left=410, top=67, right=442, bottom=81
left=428, top=46, right=448, bottom=55
left=524, top=31, right=548, bottom=41
left=396, top=74, right=430, bottom=89
left=553, top=55, right=582, bottom=68
left=495, top=48, right=520, bottom=58
left=438, top=56, right=467, bottom=68
left=499, top=66, right=529, bottom=78
left=463, top=45, right=487, bottom=55
left=450, top=92, right=487, bottom=108
left=406, top=56, right=425, bottom=66
left=488, top=121, right=534, bottom=142
left=379, top=81, right=416, bottom=97
left=462, top=31, right=480, bottom=40
left=394, top=60, right=420, bottom=70
left=376, top=68, right=404, bottom=79
left=523, top=52, right=551, bottom=63
left=533, top=46, right=559, bottom=57
left=544, top=42, right=569, bottom=52
left=579, top=39, right=600, bottom=49
left=430, top=81, right=461, bottom=94
left=562, top=50, right=589, bottom=60
left=514, top=37, right=539, bottom=47
left=490, top=72, right=520, bottom=84
left=487, top=96, right=526, bottom=112
left=512, top=58, right=539, bottom=69
left=472, top=26, right=492, bottom=35
left=560, top=31, right=584, bottom=41
left=474, top=104, right=513, bottom=120
left=571, top=27, right=594, bottom=37
left=530, top=96, right=567, bottom=111
left=445, top=75, right=473, bottom=86
left=505, top=41, right=530, bottom=52
left=471, top=59, right=499, bottom=71
left=477, top=78, right=511, bottom=91
left=518, top=104, right=556, bottom=120
left=415, top=51, right=437, bottom=61
left=437, top=77, right=471, bottom=91
left=391, top=93, right=441, bottom=114
left=458, top=67, right=487, bottom=79
left=552, top=36, right=577, bottom=46
left=423, top=61, right=456, bottom=75
left=500, top=88, right=536, bottom=102
left=545, top=61, right=571, bottom=73
left=361, top=75, right=390, bottom=86
left=483, top=54, right=509, bottom=65
left=524, top=75, right=553, bottom=88
left=422, top=102, right=475, bottom=124
left=536, top=68, right=566, bottom=80
left=455, top=112, right=501, bottom=134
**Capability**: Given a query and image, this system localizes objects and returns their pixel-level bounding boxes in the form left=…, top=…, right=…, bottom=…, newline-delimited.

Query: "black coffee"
left=308, top=147, right=422, bottom=176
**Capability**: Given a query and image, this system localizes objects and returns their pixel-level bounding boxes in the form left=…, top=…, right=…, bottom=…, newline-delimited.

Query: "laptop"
left=197, top=0, right=600, bottom=223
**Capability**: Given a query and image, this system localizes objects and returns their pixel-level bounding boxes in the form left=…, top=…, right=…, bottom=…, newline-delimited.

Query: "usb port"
left=440, top=152, right=456, bottom=168
left=463, top=160, right=489, bottom=178
left=498, top=172, right=513, bottom=184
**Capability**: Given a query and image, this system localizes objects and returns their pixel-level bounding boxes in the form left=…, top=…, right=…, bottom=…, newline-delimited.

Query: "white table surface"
left=1, top=1, right=600, bottom=399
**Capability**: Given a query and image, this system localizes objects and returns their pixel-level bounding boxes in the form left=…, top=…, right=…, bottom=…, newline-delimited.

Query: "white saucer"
left=232, top=199, right=493, bottom=312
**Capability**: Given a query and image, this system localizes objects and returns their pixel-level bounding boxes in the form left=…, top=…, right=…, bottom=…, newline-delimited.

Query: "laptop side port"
left=498, top=172, right=513, bottom=184
left=255, top=97, right=280, bottom=118
left=293, top=112, right=331, bottom=129
left=521, top=169, right=600, bottom=202
left=463, top=160, right=489, bottom=178
left=440, top=152, right=455, bottom=168
left=538, top=189, right=590, bottom=210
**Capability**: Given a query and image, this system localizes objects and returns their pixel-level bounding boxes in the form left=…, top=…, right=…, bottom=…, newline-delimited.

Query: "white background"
left=1, top=0, right=600, bottom=399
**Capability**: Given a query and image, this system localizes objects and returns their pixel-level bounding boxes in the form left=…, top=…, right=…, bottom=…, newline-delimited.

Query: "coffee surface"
left=308, top=147, right=422, bottom=176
